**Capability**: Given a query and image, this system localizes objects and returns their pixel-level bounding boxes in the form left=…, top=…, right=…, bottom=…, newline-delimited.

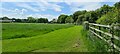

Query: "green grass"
left=2, top=23, right=74, bottom=40
left=2, top=25, right=89, bottom=52
left=0, top=23, right=1, bottom=53
left=2, top=23, right=111, bottom=52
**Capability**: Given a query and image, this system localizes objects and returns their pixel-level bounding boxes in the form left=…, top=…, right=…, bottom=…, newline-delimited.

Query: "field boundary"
left=84, top=21, right=120, bottom=52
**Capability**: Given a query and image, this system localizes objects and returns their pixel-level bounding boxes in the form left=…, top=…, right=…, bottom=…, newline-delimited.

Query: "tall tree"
left=2, top=17, right=9, bottom=20
left=76, top=15, right=84, bottom=25
left=88, top=11, right=98, bottom=23
left=27, top=17, right=36, bottom=23
left=73, top=10, right=86, bottom=22
left=50, top=19, right=57, bottom=23
left=96, top=2, right=120, bottom=24
left=37, top=18, right=48, bottom=23
left=114, top=1, right=120, bottom=9
left=114, top=2, right=120, bottom=23
left=57, top=14, right=68, bottom=23
left=15, top=19, right=22, bottom=22
left=83, top=12, right=90, bottom=21
left=65, top=16, right=74, bottom=23
left=95, top=4, right=113, bottom=18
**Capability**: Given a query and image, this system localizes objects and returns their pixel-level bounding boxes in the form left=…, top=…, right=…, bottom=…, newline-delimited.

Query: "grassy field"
left=2, top=23, right=108, bottom=52
left=2, top=23, right=91, bottom=52
left=0, top=23, right=1, bottom=53
left=2, top=23, right=74, bottom=40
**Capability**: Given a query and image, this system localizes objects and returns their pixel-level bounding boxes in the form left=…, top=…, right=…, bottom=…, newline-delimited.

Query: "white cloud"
left=1, top=6, right=57, bottom=20
left=1, top=8, right=27, bottom=15
left=20, top=9, right=27, bottom=14
left=1, top=13, right=58, bottom=21
left=65, top=2, right=102, bottom=12
left=64, top=0, right=120, bottom=2
left=1, top=8, right=14, bottom=13
left=27, top=14, right=58, bottom=21
left=14, top=9, right=20, bottom=14
left=15, top=3, right=40, bottom=12
left=80, top=3, right=102, bottom=11
left=1, top=8, right=28, bottom=19
left=1, top=0, right=120, bottom=2
left=33, top=0, right=62, bottom=12
left=2, top=13, right=23, bottom=19
left=13, top=0, right=62, bottom=12
left=0, top=3, right=2, bottom=15
left=14, top=9, right=19, bottom=12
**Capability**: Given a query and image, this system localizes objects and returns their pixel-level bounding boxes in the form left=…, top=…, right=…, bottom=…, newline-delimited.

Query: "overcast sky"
left=0, top=0, right=119, bottom=21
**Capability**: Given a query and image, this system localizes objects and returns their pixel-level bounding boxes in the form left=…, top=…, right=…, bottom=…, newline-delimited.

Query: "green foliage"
left=76, top=15, right=84, bottom=25
left=116, top=10, right=120, bottom=23
left=96, top=12, right=116, bottom=25
left=0, top=17, right=49, bottom=23
left=26, top=17, right=48, bottom=23
left=27, top=17, right=36, bottom=23
left=97, top=2, right=120, bottom=24
left=80, top=29, right=108, bottom=52
left=50, top=19, right=57, bottom=23
left=15, top=19, right=22, bottom=22
left=96, top=4, right=113, bottom=16
left=37, top=18, right=48, bottom=23
left=73, top=10, right=86, bottom=22
left=88, top=11, right=98, bottom=23
left=57, top=14, right=68, bottom=23
left=114, top=2, right=120, bottom=23
left=71, top=4, right=113, bottom=24
left=114, top=2, right=120, bottom=9
left=1, top=16, right=10, bottom=20
left=83, top=12, right=90, bottom=21
left=65, top=16, right=74, bottom=23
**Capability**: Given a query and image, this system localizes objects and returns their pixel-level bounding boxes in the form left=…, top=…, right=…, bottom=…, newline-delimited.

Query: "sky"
left=0, top=0, right=119, bottom=21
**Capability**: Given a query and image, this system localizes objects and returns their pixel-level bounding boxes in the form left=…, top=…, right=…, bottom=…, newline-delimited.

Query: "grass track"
left=2, top=26, right=88, bottom=52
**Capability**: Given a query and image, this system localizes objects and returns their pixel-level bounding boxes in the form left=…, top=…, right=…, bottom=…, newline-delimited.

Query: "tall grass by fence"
left=84, top=21, right=120, bottom=52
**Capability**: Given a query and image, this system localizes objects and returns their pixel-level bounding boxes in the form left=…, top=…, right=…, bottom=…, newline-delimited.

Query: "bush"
left=96, top=12, right=117, bottom=25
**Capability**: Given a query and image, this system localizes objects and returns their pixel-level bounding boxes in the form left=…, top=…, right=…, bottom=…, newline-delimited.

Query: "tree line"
left=57, top=2, right=120, bottom=25
left=1, top=2, right=120, bottom=25
left=0, top=17, right=48, bottom=23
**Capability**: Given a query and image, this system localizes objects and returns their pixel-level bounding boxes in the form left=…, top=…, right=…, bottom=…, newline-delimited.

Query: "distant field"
left=2, top=23, right=74, bottom=40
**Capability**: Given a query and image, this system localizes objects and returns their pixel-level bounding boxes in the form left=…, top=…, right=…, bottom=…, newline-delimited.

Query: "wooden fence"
left=84, top=21, right=120, bottom=52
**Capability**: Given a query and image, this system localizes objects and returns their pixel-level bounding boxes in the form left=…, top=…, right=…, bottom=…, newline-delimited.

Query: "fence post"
left=98, top=23, right=101, bottom=36
left=110, top=23, right=115, bottom=52
left=83, top=21, right=89, bottom=30
left=93, top=24, right=96, bottom=36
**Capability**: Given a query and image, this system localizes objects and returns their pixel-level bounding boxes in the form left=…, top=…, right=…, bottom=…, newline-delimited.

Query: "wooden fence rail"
left=84, top=21, right=120, bottom=52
